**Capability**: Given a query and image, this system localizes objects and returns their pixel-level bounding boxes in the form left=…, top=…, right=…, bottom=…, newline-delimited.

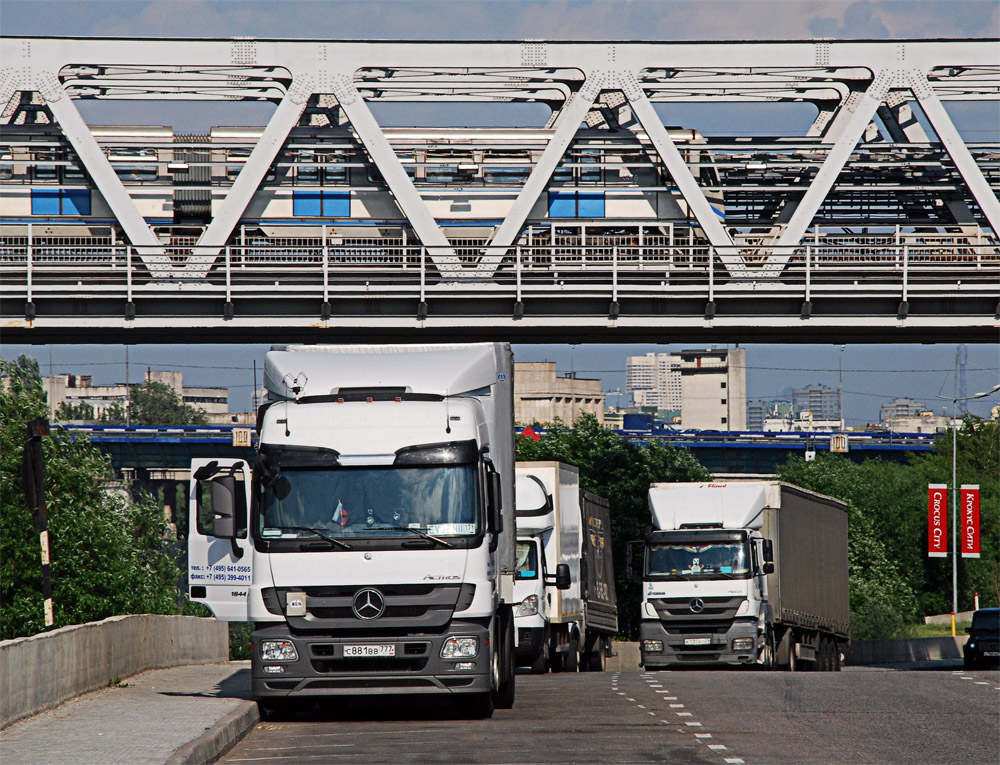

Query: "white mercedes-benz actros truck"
left=187, top=343, right=517, bottom=718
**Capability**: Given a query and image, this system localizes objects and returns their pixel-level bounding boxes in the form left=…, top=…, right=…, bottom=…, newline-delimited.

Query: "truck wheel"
left=587, top=637, right=607, bottom=672
left=759, top=630, right=777, bottom=670
left=832, top=639, right=842, bottom=671
left=257, top=699, right=298, bottom=722
left=530, top=644, right=548, bottom=675
left=494, top=606, right=516, bottom=709
left=564, top=636, right=580, bottom=672
left=464, top=692, right=494, bottom=719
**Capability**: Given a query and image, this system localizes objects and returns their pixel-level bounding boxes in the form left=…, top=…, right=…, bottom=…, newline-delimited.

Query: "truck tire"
left=257, top=699, right=299, bottom=722
left=564, top=635, right=580, bottom=673
left=465, top=692, right=495, bottom=719
left=494, top=606, right=516, bottom=709
left=587, top=637, right=607, bottom=672
left=530, top=640, right=548, bottom=675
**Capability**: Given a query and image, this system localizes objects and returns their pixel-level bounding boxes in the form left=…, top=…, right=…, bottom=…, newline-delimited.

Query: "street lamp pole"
left=938, top=375, right=1000, bottom=636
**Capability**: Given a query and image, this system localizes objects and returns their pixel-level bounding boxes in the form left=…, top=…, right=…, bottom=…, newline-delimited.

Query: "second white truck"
left=634, top=481, right=849, bottom=671
left=513, top=462, right=618, bottom=673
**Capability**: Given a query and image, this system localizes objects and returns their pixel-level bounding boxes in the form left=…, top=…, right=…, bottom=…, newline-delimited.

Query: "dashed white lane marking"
left=975, top=681, right=989, bottom=685
left=960, top=676, right=973, bottom=680
left=615, top=677, right=744, bottom=764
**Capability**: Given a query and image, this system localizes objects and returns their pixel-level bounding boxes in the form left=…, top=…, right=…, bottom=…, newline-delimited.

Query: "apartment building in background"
left=678, top=347, right=747, bottom=430
left=625, top=352, right=682, bottom=410
left=42, top=369, right=230, bottom=422
left=514, top=362, right=605, bottom=426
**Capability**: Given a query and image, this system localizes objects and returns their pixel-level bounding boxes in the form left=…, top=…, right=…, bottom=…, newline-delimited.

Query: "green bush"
left=1, top=355, right=183, bottom=639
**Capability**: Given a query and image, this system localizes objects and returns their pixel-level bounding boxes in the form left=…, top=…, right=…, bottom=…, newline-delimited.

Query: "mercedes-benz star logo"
left=689, top=598, right=705, bottom=614
left=352, top=588, right=386, bottom=620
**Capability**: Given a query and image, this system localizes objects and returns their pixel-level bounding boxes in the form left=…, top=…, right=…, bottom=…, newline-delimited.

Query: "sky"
left=2, top=1, right=998, bottom=425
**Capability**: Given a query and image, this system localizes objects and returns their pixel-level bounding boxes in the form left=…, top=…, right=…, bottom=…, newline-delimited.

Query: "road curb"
left=167, top=700, right=259, bottom=765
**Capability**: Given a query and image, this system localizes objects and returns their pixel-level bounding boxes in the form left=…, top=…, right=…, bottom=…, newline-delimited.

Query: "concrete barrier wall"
left=847, top=635, right=967, bottom=665
left=924, top=611, right=974, bottom=626
left=0, top=615, right=228, bottom=730
left=608, top=637, right=969, bottom=670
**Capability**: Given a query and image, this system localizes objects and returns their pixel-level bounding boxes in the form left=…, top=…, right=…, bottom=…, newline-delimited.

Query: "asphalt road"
left=223, top=666, right=1000, bottom=764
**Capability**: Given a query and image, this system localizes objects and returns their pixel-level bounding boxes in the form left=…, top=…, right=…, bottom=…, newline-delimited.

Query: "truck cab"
left=639, top=526, right=772, bottom=667
left=187, top=343, right=517, bottom=718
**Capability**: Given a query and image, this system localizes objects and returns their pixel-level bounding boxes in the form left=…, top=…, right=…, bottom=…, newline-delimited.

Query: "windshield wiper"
left=371, top=525, right=454, bottom=548
left=279, top=526, right=353, bottom=550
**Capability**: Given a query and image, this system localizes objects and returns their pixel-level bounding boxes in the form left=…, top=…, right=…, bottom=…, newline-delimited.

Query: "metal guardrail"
left=2, top=240, right=997, bottom=305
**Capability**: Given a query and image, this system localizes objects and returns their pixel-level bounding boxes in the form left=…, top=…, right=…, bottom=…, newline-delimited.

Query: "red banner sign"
left=961, top=484, right=980, bottom=559
left=928, top=484, right=948, bottom=557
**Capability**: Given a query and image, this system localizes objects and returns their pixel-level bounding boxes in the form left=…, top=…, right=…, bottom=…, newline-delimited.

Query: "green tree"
left=777, top=419, right=998, bottom=637
left=56, top=400, right=95, bottom=421
left=101, top=380, right=209, bottom=426
left=1, top=356, right=183, bottom=639
left=516, top=414, right=711, bottom=638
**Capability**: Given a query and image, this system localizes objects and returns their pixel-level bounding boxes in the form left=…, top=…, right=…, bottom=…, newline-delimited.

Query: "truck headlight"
left=260, top=640, right=298, bottom=661
left=643, top=640, right=664, bottom=653
left=515, top=594, right=539, bottom=617
left=732, top=637, right=755, bottom=652
left=441, top=636, right=479, bottom=659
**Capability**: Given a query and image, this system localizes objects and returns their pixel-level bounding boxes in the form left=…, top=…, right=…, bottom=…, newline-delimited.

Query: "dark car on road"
left=963, top=608, right=1000, bottom=669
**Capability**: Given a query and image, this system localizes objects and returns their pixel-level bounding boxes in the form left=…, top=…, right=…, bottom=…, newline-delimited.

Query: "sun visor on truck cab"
left=263, top=344, right=501, bottom=400
left=648, top=482, right=768, bottom=531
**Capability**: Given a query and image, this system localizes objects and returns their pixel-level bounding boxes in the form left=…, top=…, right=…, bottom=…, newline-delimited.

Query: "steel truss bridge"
left=1, top=37, right=998, bottom=343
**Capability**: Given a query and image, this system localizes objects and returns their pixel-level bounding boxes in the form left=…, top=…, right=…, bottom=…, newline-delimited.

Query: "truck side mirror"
left=488, top=471, right=503, bottom=535
left=763, top=562, right=774, bottom=575
left=762, top=539, right=774, bottom=562
left=555, top=563, right=571, bottom=590
left=626, top=540, right=642, bottom=579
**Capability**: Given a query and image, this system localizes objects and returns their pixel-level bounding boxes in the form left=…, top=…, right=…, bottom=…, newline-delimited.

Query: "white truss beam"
left=624, top=76, right=740, bottom=271
left=482, top=76, right=601, bottom=274
left=195, top=87, right=309, bottom=268
left=771, top=77, right=888, bottom=269
left=42, top=86, right=170, bottom=275
left=331, top=77, right=460, bottom=272
left=908, top=76, right=1000, bottom=237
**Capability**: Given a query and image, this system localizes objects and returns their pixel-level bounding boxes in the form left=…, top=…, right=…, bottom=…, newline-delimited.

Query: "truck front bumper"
left=639, top=619, right=759, bottom=667
left=514, top=626, right=544, bottom=665
left=251, top=621, right=492, bottom=699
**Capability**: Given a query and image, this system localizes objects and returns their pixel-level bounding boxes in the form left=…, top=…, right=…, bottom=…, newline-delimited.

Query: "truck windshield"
left=258, top=464, right=479, bottom=539
left=646, top=540, right=750, bottom=579
left=516, top=541, right=539, bottom=580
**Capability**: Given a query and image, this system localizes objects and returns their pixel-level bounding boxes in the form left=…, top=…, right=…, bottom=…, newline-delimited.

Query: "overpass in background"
left=69, top=425, right=935, bottom=526
left=1, top=36, right=997, bottom=344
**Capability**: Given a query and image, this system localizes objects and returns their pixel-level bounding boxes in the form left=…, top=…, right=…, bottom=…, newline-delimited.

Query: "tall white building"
left=678, top=348, right=747, bottom=430
left=625, top=352, right=682, bottom=410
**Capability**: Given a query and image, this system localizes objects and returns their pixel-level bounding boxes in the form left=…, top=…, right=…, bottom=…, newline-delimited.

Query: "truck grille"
left=650, top=596, right=746, bottom=621
left=311, top=658, right=429, bottom=674
left=263, top=584, right=467, bottom=631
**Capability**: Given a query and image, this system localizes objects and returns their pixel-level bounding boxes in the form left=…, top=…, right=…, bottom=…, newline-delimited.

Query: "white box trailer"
left=514, top=462, right=617, bottom=672
left=637, top=481, right=848, bottom=671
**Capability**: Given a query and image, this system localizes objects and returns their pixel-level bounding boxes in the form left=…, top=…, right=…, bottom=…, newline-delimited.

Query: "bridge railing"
left=2, top=239, right=997, bottom=306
